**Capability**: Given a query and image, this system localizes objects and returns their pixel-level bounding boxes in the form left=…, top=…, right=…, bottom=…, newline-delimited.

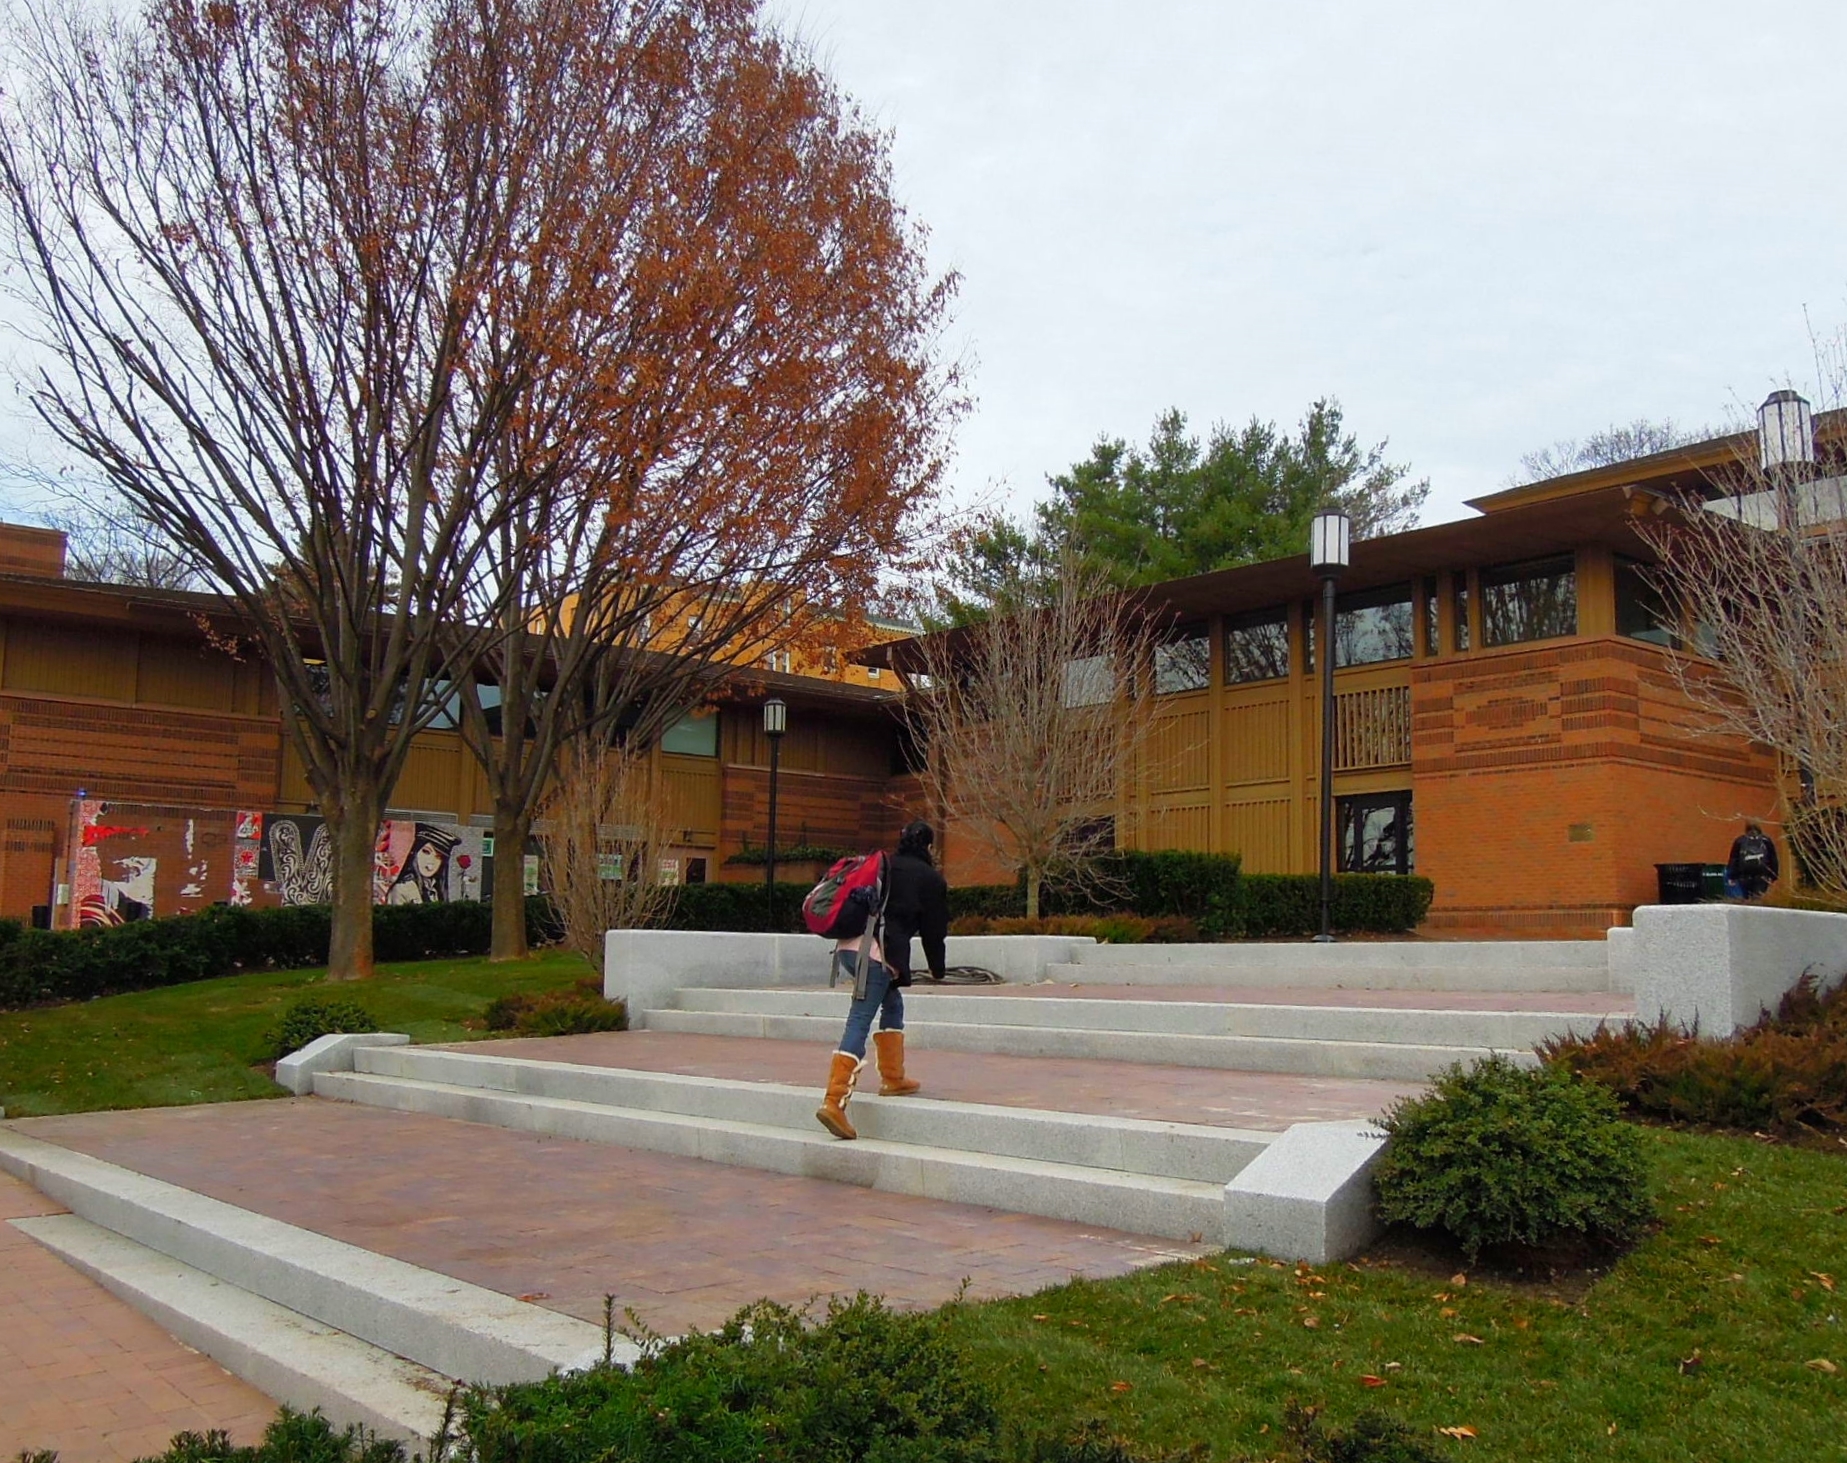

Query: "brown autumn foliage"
left=0, top=0, right=958, bottom=976
left=1543, top=972, right=1847, bottom=1135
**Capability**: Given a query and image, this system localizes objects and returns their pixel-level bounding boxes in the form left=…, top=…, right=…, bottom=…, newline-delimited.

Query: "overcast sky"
left=773, top=0, right=1847, bottom=527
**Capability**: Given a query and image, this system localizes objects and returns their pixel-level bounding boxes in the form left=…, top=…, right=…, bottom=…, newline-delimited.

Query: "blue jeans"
left=836, top=951, right=904, bottom=1060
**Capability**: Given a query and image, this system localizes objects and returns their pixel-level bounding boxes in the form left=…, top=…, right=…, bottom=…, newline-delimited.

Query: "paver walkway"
left=458, top=1029, right=1425, bottom=1129
left=0, top=1173, right=274, bottom=1462
left=15, top=1101, right=1210, bottom=1338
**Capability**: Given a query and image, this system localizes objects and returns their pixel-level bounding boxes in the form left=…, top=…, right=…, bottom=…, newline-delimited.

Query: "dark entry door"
left=1337, top=792, right=1413, bottom=875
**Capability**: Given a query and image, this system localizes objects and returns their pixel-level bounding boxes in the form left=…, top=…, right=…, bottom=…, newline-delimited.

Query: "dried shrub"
left=482, top=979, right=627, bottom=1037
left=1372, top=1055, right=1655, bottom=1263
left=1544, top=972, right=1847, bottom=1134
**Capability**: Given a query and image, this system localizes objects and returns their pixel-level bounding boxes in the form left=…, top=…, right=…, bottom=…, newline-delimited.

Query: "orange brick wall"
left=1412, top=637, right=1778, bottom=936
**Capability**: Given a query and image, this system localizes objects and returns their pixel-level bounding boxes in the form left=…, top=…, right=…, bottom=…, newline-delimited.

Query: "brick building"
left=0, top=526, right=914, bottom=925
left=866, top=427, right=1788, bottom=937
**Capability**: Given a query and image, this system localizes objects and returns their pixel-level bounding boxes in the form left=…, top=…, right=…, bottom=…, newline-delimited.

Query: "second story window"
left=1224, top=607, right=1289, bottom=684
left=763, top=649, right=792, bottom=674
left=1480, top=555, right=1576, bottom=646
left=1616, top=558, right=1676, bottom=648
left=1335, top=583, right=1414, bottom=667
left=1154, top=625, right=1210, bottom=694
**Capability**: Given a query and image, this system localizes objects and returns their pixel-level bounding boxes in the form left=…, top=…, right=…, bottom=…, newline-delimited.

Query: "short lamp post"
left=763, top=697, right=787, bottom=927
left=1309, top=509, right=1351, bottom=943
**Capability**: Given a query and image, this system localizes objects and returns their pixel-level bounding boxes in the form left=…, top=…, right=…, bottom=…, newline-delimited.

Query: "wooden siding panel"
left=1148, top=707, right=1209, bottom=794
left=661, top=753, right=721, bottom=846
left=1222, top=698, right=1290, bottom=786
left=1223, top=796, right=1293, bottom=872
left=3, top=623, right=136, bottom=701
left=137, top=640, right=238, bottom=710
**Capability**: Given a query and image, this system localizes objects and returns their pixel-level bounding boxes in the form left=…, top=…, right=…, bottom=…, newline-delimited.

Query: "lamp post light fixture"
left=1308, top=508, right=1350, bottom=943
left=763, top=697, right=787, bottom=926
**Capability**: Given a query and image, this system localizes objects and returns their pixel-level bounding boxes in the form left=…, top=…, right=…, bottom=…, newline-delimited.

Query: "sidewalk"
left=13, top=1099, right=1211, bottom=1339
left=0, top=1173, right=274, bottom=1463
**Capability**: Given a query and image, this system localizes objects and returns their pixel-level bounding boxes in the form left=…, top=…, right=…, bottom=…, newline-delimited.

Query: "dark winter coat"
left=880, top=849, right=950, bottom=986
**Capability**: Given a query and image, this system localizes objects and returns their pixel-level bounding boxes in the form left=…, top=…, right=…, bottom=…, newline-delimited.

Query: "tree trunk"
left=325, top=790, right=381, bottom=980
left=490, top=804, right=533, bottom=962
left=1025, top=864, right=1041, bottom=922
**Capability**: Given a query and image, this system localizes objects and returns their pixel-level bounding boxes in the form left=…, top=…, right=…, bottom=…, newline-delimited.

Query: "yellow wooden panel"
left=661, top=753, right=721, bottom=845
left=137, top=639, right=236, bottom=710
left=1224, top=797, right=1293, bottom=872
left=1148, top=708, right=1208, bottom=794
left=1144, top=800, right=1210, bottom=852
left=822, top=721, right=891, bottom=780
left=1222, top=698, right=1290, bottom=786
left=2, top=623, right=136, bottom=701
left=390, top=735, right=465, bottom=817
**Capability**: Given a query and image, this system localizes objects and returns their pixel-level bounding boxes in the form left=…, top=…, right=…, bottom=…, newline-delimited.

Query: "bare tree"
left=40, top=502, right=199, bottom=589
left=1516, top=418, right=1712, bottom=484
left=1635, top=400, right=1847, bottom=896
left=901, top=558, right=1169, bottom=919
left=538, top=737, right=681, bottom=968
left=445, top=0, right=958, bottom=961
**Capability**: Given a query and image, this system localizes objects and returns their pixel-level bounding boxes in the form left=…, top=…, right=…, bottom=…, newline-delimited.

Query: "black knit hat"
left=897, top=820, right=934, bottom=858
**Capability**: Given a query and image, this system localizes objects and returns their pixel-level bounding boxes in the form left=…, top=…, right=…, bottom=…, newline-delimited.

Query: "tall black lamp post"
left=763, top=697, right=787, bottom=927
left=1310, top=509, right=1350, bottom=943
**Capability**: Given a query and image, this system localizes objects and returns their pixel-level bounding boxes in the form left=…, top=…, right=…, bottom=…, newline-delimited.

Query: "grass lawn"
left=0, top=949, right=594, bottom=1117
left=951, top=1126, right=1847, bottom=1461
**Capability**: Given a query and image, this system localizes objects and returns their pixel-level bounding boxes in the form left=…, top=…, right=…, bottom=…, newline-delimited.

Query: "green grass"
left=949, top=1127, right=1847, bottom=1462
left=0, top=949, right=594, bottom=1117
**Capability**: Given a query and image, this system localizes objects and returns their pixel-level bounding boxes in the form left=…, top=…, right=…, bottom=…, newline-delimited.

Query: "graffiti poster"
left=66, top=800, right=235, bottom=926
left=258, top=814, right=333, bottom=906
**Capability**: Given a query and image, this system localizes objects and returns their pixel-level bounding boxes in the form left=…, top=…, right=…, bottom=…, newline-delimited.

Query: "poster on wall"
left=374, top=821, right=487, bottom=904
left=66, top=800, right=237, bottom=927
left=258, top=814, right=333, bottom=906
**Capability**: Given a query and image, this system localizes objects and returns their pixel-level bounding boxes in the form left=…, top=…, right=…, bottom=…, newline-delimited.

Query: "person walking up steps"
left=816, top=820, right=950, bottom=1140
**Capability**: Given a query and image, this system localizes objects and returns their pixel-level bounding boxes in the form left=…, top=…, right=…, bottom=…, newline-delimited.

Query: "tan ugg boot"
left=815, top=1051, right=862, bottom=1139
left=872, top=1030, right=921, bottom=1096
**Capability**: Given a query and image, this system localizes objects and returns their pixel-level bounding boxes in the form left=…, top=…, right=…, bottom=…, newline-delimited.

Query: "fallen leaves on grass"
left=1109, top=1381, right=1133, bottom=1393
left=1678, top=1350, right=1703, bottom=1375
left=1453, top=1334, right=1485, bottom=1345
left=1360, top=1374, right=1388, bottom=1388
left=1805, top=1358, right=1839, bottom=1374
left=1436, top=1425, right=1477, bottom=1440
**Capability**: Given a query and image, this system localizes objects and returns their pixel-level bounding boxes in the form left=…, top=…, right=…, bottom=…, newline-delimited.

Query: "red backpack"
left=803, top=851, right=887, bottom=940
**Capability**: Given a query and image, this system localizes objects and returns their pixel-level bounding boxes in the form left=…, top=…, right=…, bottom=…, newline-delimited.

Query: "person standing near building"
left=1726, top=821, right=1780, bottom=901
left=815, top=820, right=949, bottom=1140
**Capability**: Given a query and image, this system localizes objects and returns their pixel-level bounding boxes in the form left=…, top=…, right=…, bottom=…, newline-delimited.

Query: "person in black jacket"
left=1726, top=821, right=1780, bottom=900
left=816, top=820, right=949, bottom=1140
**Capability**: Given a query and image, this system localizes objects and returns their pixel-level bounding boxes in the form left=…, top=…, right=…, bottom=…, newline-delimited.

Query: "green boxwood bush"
left=445, top=1294, right=1001, bottom=1463
left=1371, top=1054, right=1655, bottom=1262
left=1239, top=873, right=1434, bottom=937
left=259, top=996, right=378, bottom=1062
left=0, top=896, right=563, bottom=1012
left=120, top=1408, right=404, bottom=1463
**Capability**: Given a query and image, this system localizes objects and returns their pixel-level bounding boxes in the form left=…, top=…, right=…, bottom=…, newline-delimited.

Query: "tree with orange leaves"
left=0, top=0, right=959, bottom=976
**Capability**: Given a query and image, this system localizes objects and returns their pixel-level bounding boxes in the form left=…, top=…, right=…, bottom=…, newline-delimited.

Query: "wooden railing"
left=1334, top=685, right=1411, bottom=770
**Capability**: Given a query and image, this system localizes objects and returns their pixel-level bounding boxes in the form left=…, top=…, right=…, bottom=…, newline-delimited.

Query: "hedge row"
left=0, top=896, right=563, bottom=1011
left=947, top=859, right=1433, bottom=938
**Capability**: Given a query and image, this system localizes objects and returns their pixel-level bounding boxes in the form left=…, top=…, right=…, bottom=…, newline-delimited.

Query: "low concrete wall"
left=603, top=930, right=1096, bottom=1023
left=275, top=1033, right=410, bottom=1096
left=1221, top=1120, right=1386, bottom=1264
left=1630, top=903, right=1847, bottom=1033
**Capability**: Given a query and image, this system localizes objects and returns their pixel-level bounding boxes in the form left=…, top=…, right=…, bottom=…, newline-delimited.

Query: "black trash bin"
left=1699, top=863, right=1730, bottom=901
left=1655, top=862, right=1705, bottom=904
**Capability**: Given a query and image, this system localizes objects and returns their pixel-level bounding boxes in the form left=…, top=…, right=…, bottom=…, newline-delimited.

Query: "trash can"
left=1699, top=863, right=1730, bottom=901
left=1655, top=862, right=1705, bottom=904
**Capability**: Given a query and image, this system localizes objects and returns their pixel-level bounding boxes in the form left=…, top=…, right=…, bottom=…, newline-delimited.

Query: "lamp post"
left=763, top=697, right=787, bottom=927
left=1309, top=509, right=1350, bottom=943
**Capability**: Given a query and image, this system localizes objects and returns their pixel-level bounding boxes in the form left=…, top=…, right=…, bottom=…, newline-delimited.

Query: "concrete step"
left=11, top=1213, right=452, bottom=1442
left=671, top=987, right=1609, bottom=1051
left=642, top=1007, right=1539, bottom=1081
left=1054, top=940, right=1612, bottom=992
left=0, top=1128, right=614, bottom=1387
left=353, top=1045, right=1267, bottom=1184
left=313, top=1069, right=1228, bottom=1244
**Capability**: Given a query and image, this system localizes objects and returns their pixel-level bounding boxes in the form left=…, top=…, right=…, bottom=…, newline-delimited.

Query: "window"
left=1062, top=654, right=1113, bottom=707
left=1224, top=608, right=1289, bottom=684
left=866, top=665, right=881, bottom=680
left=1154, top=626, right=1210, bottom=694
left=1480, top=555, right=1576, bottom=645
left=1422, top=578, right=1439, bottom=657
left=1338, top=791, right=1413, bottom=875
left=685, top=857, right=708, bottom=885
left=1310, top=583, right=1414, bottom=668
left=763, top=649, right=792, bottom=673
left=1452, top=578, right=1471, bottom=652
left=660, top=710, right=718, bottom=757
left=1615, top=558, right=1675, bottom=648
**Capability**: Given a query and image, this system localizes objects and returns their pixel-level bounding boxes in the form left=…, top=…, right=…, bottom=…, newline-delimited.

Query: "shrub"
left=947, top=883, right=1026, bottom=921
left=1544, top=972, right=1847, bottom=1134
left=0, top=896, right=563, bottom=1012
left=1239, top=874, right=1434, bottom=937
left=664, top=881, right=811, bottom=933
left=1041, top=851, right=1243, bottom=935
left=483, top=979, right=628, bottom=1037
left=1371, top=1054, right=1654, bottom=1262
left=444, top=1293, right=1001, bottom=1463
left=260, top=996, right=377, bottom=1061
left=131, top=1408, right=404, bottom=1463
